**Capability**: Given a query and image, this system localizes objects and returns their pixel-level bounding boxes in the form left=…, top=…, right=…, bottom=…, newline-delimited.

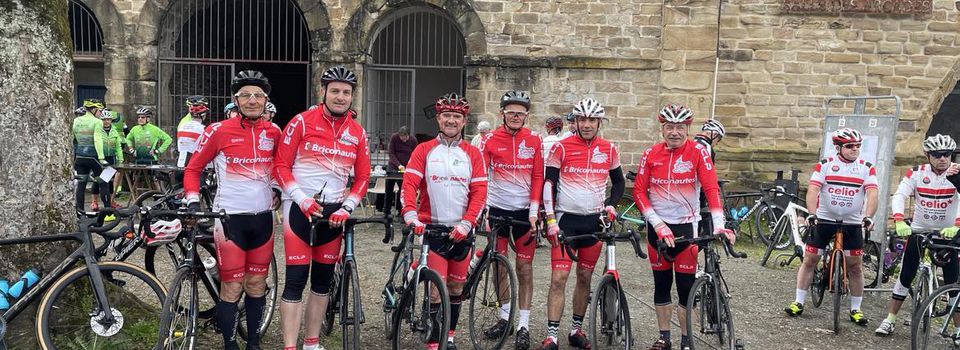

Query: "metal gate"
left=363, top=7, right=466, bottom=166
left=157, top=0, right=311, bottom=132
left=157, top=62, right=234, bottom=130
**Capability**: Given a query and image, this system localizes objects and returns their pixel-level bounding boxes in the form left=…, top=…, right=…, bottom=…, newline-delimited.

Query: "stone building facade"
left=72, top=0, right=960, bottom=184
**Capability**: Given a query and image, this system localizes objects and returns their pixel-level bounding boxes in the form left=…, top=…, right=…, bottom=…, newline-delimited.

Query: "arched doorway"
left=363, top=7, right=466, bottom=160
left=926, top=82, right=960, bottom=142
left=69, top=0, right=104, bottom=107
left=157, top=0, right=312, bottom=132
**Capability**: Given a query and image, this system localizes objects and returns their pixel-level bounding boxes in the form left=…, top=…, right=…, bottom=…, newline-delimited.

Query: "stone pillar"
left=0, top=0, right=76, bottom=264
left=658, top=0, right=721, bottom=119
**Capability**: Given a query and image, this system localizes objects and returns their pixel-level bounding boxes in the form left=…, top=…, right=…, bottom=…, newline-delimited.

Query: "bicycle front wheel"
left=341, top=260, right=363, bottom=350
left=589, top=274, right=632, bottom=350
left=912, top=283, right=960, bottom=349
left=237, top=255, right=279, bottom=340
left=145, top=242, right=219, bottom=320
left=323, top=261, right=343, bottom=337
left=468, top=253, right=517, bottom=350
left=393, top=269, right=450, bottom=350
left=156, top=267, right=201, bottom=350
left=685, top=277, right=734, bottom=350
left=811, top=259, right=827, bottom=308
left=383, top=246, right=409, bottom=338
left=759, top=216, right=790, bottom=267
left=37, top=261, right=166, bottom=350
left=832, top=250, right=844, bottom=335
left=862, top=240, right=882, bottom=289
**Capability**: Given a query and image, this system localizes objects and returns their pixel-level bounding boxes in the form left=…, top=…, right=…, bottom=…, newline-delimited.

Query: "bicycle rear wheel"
left=323, top=261, right=343, bottom=337
left=589, top=274, right=632, bottom=350
left=755, top=203, right=782, bottom=247
left=832, top=250, right=844, bottom=335
left=759, top=216, right=791, bottom=267
left=145, top=242, right=219, bottom=320
left=155, top=267, right=201, bottom=350
left=862, top=240, right=882, bottom=289
left=811, top=258, right=827, bottom=308
left=37, top=262, right=166, bottom=350
left=393, top=269, right=450, bottom=350
left=382, top=246, right=408, bottom=338
left=236, top=255, right=279, bottom=340
left=911, top=283, right=960, bottom=349
left=468, top=253, right=518, bottom=350
left=341, top=260, right=363, bottom=350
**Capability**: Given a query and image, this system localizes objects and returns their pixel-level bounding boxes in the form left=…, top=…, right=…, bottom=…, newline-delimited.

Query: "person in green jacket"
left=73, top=98, right=111, bottom=211
left=126, top=107, right=172, bottom=165
left=91, top=111, right=126, bottom=213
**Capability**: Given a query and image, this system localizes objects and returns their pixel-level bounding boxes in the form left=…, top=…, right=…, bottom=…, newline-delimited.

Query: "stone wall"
left=76, top=0, right=960, bottom=184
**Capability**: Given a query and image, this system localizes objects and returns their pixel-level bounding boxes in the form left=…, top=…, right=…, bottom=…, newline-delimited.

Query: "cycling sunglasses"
left=842, top=143, right=861, bottom=149
left=928, top=150, right=953, bottom=159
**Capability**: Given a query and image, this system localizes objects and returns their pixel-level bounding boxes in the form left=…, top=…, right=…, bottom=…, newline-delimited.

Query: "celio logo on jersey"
left=827, top=186, right=858, bottom=196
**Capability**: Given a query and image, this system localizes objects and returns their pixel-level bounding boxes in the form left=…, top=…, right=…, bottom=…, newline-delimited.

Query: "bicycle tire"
left=911, top=283, right=960, bottom=349
left=382, top=244, right=408, bottom=338
left=145, top=242, right=218, bottom=319
left=467, top=253, right=517, bottom=350
left=36, top=262, right=166, bottom=350
left=832, top=250, right=843, bottom=335
left=755, top=203, right=782, bottom=247
left=323, top=261, right=343, bottom=337
left=862, top=241, right=882, bottom=289
left=589, top=274, right=632, bottom=350
left=759, top=216, right=790, bottom=267
left=155, top=267, right=199, bottom=350
left=811, top=259, right=826, bottom=308
left=392, top=269, right=450, bottom=350
left=341, top=260, right=362, bottom=350
left=914, top=269, right=930, bottom=317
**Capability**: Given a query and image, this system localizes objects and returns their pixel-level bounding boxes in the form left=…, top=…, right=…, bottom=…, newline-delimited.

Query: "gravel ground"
left=3, top=221, right=921, bottom=349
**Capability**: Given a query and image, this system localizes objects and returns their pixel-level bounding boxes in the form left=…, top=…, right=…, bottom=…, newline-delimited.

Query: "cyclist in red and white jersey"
left=273, top=66, right=370, bottom=350
left=477, top=90, right=543, bottom=349
left=538, top=98, right=625, bottom=350
left=183, top=70, right=281, bottom=350
left=633, top=104, right=734, bottom=350
left=402, top=93, right=487, bottom=350
left=784, top=128, right=878, bottom=327
left=541, top=116, right=565, bottom=160
left=875, top=134, right=960, bottom=335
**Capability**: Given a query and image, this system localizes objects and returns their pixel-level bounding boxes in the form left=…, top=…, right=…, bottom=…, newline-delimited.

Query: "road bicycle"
left=808, top=221, right=864, bottom=335
left=0, top=206, right=166, bottom=350
left=315, top=215, right=394, bottom=350
left=560, top=218, right=647, bottom=350
left=659, top=234, right=746, bottom=350
left=758, top=188, right=810, bottom=267
left=465, top=215, right=523, bottom=350
left=910, top=234, right=960, bottom=349
left=386, top=225, right=454, bottom=350
left=863, top=230, right=906, bottom=289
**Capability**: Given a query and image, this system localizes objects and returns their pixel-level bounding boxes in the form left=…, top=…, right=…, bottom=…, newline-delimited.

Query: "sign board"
left=820, top=96, right=901, bottom=242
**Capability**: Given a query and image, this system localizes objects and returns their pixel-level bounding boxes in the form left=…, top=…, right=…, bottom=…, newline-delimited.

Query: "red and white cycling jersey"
left=633, top=139, right=723, bottom=229
left=545, top=136, right=620, bottom=215
left=184, top=116, right=281, bottom=214
left=809, top=156, right=879, bottom=223
left=401, top=137, right=487, bottom=226
left=891, top=164, right=960, bottom=230
left=478, top=127, right=544, bottom=216
left=176, top=120, right=205, bottom=167
left=274, top=106, right=370, bottom=209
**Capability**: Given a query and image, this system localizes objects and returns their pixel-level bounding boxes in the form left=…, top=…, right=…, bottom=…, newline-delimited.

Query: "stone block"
left=739, top=39, right=787, bottom=50
left=812, top=63, right=842, bottom=74
left=576, top=25, right=599, bottom=36
left=932, top=34, right=956, bottom=46
left=661, top=71, right=714, bottom=92
left=745, top=95, right=770, bottom=105
left=798, top=96, right=822, bottom=107
left=741, top=72, right=771, bottom=83
left=749, top=83, right=786, bottom=95
left=862, top=31, right=884, bottom=42
left=908, top=77, right=942, bottom=89
left=841, top=65, right=866, bottom=75
left=798, top=74, right=829, bottom=85
left=716, top=94, right=743, bottom=105
left=685, top=51, right=717, bottom=71
left=829, top=75, right=855, bottom=85
left=835, top=30, right=859, bottom=41
left=787, top=85, right=812, bottom=95
left=868, top=86, right=892, bottom=95
left=796, top=51, right=824, bottom=62
left=740, top=15, right=780, bottom=26
left=886, top=32, right=909, bottom=42
left=715, top=106, right=746, bottom=117
left=718, top=49, right=753, bottom=61
left=608, top=37, right=632, bottom=48
left=717, top=72, right=743, bottom=83
left=904, top=43, right=924, bottom=55
left=474, top=1, right=503, bottom=12
left=773, top=28, right=795, bottom=39
left=846, top=42, right=876, bottom=54
left=796, top=29, right=834, bottom=39
left=867, top=65, right=894, bottom=76
left=753, top=50, right=773, bottom=61
left=786, top=40, right=818, bottom=51
left=895, top=66, right=925, bottom=77
left=771, top=73, right=798, bottom=84
left=512, top=13, right=539, bottom=24
left=928, top=21, right=957, bottom=32
left=817, top=39, right=847, bottom=52
left=599, top=26, right=622, bottom=36
left=769, top=95, right=797, bottom=106
left=900, top=19, right=927, bottom=31
left=824, top=53, right=860, bottom=63
left=663, top=26, right=717, bottom=50
left=784, top=62, right=810, bottom=74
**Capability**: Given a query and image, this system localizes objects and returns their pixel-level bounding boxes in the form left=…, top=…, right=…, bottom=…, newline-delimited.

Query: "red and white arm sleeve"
left=401, top=144, right=427, bottom=223
left=529, top=134, right=545, bottom=218
left=273, top=115, right=308, bottom=205
left=891, top=169, right=915, bottom=222
left=634, top=149, right=661, bottom=227
left=695, top=145, right=725, bottom=231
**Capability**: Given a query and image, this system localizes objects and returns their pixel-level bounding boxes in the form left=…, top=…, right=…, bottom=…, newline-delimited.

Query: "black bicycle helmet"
left=321, top=66, right=358, bottom=88
left=185, top=95, right=208, bottom=107
left=231, top=70, right=271, bottom=94
left=500, top=90, right=531, bottom=109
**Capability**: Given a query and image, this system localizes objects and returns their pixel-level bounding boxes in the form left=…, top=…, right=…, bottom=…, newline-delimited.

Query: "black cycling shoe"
left=568, top=329, right=592, bottom=349
left=446, top=340, right=458, bottom=350
left=483, top=319, right=512, bottom=339
left=679, top=338, right=691, bottom=350
left=516, top=327, right=531, bottom=350
left=649, top=337, right=672, bottom=350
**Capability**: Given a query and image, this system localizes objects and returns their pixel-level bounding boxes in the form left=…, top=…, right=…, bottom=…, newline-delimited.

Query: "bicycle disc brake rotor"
left=90, top=307, right=124, bottom=337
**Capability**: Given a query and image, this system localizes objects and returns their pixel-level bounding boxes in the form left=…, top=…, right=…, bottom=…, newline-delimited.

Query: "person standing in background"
left=385, top=125, right=418, bottom=216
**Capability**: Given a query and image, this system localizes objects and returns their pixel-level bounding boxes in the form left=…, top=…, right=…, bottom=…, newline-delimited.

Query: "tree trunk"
left=0, top=0, right=75, bottom=273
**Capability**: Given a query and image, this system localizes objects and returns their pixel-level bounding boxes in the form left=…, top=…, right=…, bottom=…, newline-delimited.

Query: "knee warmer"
left=652, top=269, right=674, bottom=305
left=676, top=272, right=696, bottom=307
left=281, top=264, right=310, bottom=302
left=310, top=262, right=336, bottom=295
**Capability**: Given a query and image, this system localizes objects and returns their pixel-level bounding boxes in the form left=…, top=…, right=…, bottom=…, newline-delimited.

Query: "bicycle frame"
left=769, top=201, right=810, bottom=264
left=824, top=230, right=848, bottom=295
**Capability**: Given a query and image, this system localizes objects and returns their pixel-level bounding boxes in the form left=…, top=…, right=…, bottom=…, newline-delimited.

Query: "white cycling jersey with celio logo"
left=891, top=164, right=960, bottom=230
left=809, top=155, right=878, bottom=223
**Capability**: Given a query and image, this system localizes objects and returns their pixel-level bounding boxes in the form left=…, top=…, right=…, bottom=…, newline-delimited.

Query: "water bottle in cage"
left=203, top=257, right=220, bottom=282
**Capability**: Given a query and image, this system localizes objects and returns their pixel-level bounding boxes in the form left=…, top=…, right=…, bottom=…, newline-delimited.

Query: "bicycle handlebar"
left=486, top=215, right=537, bottom=247
left=80, top=205, right=141, bottom=234
left=559, top=229, right=648, bottom=262
left=310, top=215, right=394, bottom=242
left=656, top=234, right=747, bottom=263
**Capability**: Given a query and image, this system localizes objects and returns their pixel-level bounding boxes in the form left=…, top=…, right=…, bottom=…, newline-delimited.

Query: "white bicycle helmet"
left=572, top=98, right=605, bottom=119
left=701, top=119, right=726, bottom=137
left=832, top=128, right=863, bottom=145
left=658, top=104, right=694, bottom=125
left=923, top=134, right=957, bottom=153
left=146, top=219, right=182, bottom=246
